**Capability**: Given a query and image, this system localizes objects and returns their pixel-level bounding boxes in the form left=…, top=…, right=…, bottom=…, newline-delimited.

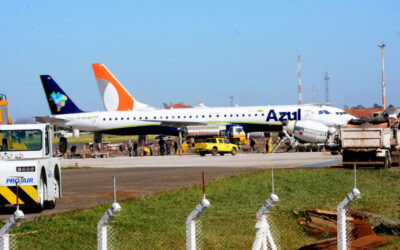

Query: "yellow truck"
left=194, top=137, right=239, bottom=156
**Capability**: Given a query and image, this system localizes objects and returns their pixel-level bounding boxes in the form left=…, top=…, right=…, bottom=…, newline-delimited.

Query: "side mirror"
left=59, top=136, right=68, bottom=154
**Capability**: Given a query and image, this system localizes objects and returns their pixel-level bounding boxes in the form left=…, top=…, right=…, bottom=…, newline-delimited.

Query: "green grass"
left=7, top=169, right=400, bottom=249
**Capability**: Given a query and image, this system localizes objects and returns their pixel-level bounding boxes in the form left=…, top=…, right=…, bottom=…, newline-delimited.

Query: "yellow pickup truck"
left=194, top=137, right=239, bottom=156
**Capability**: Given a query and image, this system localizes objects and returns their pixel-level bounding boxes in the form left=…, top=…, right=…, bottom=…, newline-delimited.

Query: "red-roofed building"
left=345, top=108, right=383, bottom=118
left=163, top=102, right=193, bottom=109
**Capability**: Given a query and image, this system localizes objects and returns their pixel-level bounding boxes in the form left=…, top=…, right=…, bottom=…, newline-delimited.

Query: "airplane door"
left=91, top=116, right=99, bottom=128
left=303, top=110, right=313, bottom=121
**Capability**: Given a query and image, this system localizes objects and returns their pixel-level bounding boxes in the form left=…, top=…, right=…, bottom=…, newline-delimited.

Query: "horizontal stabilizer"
left=35, top=116, right=69, bottom=124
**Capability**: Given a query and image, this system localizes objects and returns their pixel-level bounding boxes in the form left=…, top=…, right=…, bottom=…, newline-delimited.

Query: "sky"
left=1, top=1, right=400, bottom=120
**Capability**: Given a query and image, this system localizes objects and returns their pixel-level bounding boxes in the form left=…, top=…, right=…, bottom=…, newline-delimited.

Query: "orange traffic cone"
left=179, top=149, right=183, bottom=157
left=322, top=146, right=326, bottom=153
left=82, top=153, right=86, bottom=159
left=106, top=152, right=109, bottom=158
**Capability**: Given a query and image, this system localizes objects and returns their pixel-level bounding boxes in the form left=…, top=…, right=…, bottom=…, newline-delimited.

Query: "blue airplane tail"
left=40, top=75, right=83, bottom=115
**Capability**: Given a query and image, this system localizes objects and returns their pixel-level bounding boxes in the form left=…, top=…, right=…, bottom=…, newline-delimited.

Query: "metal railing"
left=186, top=172, right=210, bottom=250
left=97, top=176, right=121, bottom=250
left=252, top=169, right=279, bottom=250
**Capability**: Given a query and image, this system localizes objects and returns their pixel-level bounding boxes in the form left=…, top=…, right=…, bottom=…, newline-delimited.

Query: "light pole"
left=378, top=43, right=386, bottom=109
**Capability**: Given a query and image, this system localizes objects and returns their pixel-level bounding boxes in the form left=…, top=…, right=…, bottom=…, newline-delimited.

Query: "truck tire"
left=397, top=151, right=400, bottom=167
left=384, top=152, right=391, bottom=169
left=47, top=179, right=60, bottom=209
left=231, top=147, right=237, bottom=156
left=211, top=147, right=218, bottom=156
left=342, top=150, right=353, bottom=168
left=37, top=177, right=47, bottom=212
left=200, top=152, right=206, bottom=157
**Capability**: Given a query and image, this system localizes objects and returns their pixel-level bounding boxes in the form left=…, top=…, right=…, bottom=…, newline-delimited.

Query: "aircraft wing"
left=35, top=116, right=69, bottom=124
left=146, top=120, right=210, bottom=128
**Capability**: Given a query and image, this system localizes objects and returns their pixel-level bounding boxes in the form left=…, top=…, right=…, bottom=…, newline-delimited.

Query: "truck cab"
left=0, top=124, right=61, bottom=211
left=228, top=125, right=247, bottom=145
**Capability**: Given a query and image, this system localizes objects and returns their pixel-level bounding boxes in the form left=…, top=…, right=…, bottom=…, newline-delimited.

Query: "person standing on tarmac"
left=166, top=139, right=172, bottom=155
left=250, top=137, right=256, bottom=152
left=159, top=137, right=165, bottom=155
left=133, top=141, right=138, bottom=157
left=173, top=141, right=179, bottom=154
left=265, top=133, right=270, bottom=153
left=128, top=140, right=133, bottom=157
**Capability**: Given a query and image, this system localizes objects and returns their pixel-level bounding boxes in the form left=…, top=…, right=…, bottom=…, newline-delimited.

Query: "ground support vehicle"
left=340, top=117, right=399, bottom=168
left=194, top=137, right=239, bottom=156
left=0, top=94, right=12, bottom=125
left=0, top=124, right=61, bottom=210
left=186, top=125, right=247, bottom=145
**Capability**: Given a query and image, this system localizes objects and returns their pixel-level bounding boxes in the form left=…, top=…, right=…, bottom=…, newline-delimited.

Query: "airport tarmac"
left=62, top=152, right=341, bottom=168
left=0, top=152, right=341, bottom=221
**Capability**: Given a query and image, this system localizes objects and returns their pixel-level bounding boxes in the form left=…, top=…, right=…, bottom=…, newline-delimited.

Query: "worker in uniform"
left=250, top=137, right=256, bottom=152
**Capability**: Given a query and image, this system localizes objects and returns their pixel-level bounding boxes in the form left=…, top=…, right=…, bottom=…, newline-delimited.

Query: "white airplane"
left=36, top=75, right=354, bottom=143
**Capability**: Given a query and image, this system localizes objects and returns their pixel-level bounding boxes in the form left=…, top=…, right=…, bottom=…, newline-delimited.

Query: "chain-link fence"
left=1, top=167, right=400, bottom=249
left=196, top=207, right=255, bottom=248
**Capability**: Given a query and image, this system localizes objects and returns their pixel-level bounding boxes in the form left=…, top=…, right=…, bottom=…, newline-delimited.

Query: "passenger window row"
left=101, top=113, right=265, bottom=121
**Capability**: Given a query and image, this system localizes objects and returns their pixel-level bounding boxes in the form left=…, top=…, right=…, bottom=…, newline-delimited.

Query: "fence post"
left=0, top=209, right=24, bottom=250
left=252, top=169, right=279, bottom=250
left=97, top=176, right=121, bottom=250
left=337, top=164, right=360, bottom=250
left=186, top=172, right=210, bottom=250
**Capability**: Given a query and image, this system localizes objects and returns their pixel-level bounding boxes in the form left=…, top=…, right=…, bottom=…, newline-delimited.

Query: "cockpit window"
left=318, top=110, right=323, bottom=115
left=324, top=110, right=330, bottom=114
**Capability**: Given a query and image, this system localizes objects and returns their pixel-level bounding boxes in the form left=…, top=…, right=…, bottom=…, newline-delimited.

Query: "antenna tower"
left=229, top=96, right=234, bottom=107
left=312, top=86, right=319, bottom=103
left=297, top=55, right=302, bottom=105
left=324, top=72, right=330, bottom=104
